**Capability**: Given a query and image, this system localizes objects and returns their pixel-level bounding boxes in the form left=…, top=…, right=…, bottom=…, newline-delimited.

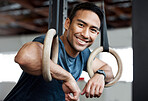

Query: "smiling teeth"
left=78, top=38, right=86, bottom=44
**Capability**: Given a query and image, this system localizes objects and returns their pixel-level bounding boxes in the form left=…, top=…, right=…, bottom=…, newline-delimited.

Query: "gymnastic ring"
left=42, top=29, right=59, bottom=82
left=87, top=46, right=122, bottom=87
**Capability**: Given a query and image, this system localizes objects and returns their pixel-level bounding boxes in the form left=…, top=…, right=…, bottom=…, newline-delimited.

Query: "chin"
left=75, top=46, right=88, bottom=52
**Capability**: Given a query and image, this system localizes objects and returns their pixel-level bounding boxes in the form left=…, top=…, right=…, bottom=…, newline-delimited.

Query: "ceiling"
left=0, top=0, right=132, bottom=36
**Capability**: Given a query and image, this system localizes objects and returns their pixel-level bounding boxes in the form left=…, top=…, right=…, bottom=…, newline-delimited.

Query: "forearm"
left=98, top=64, right=114, bottom=83
left=15, top=42, right=74, bottom=82
left=49, top=59, right=74, bottom=81
left=91, top=58, right=114, bottom=83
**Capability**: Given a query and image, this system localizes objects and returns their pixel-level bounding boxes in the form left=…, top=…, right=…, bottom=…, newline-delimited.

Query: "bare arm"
left=15, top=42, right=70, bottom=80
left=15, top=42, right=80, bottom=100
left=15, top=42, right=43, bottom=75
left=81, top=58, right=114, bottom=98
left=91, top=58, right=114, bottom=83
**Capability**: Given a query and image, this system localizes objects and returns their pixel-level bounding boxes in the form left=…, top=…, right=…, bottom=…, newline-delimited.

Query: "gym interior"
left=0, top=0, right=147, bottom=101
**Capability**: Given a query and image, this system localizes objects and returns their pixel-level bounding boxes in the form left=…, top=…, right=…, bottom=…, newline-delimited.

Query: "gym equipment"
left=87, top=1, right=122, bottom=87
left=42, top=0, right=60, bottom=81
left=42, top=0, right=123, bottom=86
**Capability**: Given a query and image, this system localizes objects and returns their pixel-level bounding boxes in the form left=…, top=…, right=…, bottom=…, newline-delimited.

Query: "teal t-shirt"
left=4, top=35, right=91, bottom=101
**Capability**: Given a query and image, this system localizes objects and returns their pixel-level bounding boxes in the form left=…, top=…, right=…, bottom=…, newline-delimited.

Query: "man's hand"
left=81, top=74, right=105, bottom=98
left=62, top=77, right=81, bottom=101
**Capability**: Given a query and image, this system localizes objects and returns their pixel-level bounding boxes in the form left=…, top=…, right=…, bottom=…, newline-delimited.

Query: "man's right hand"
left=62, top=77, right=81, bottom=101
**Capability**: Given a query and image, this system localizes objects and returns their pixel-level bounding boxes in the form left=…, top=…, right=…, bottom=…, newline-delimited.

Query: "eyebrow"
left=77, top=19, right=100, bottom=31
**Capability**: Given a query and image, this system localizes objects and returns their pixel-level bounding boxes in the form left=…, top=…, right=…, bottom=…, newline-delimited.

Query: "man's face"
left=65, top=10, right=101, bottom=52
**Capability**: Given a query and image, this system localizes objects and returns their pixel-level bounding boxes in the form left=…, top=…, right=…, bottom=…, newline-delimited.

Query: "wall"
left=0, top=34, right=42, bottom=53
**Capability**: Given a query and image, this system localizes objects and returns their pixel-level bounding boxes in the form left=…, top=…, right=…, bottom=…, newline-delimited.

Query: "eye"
left=78, top=23, right=84, bottom=28
left=90, top=28, right=97, bottom=34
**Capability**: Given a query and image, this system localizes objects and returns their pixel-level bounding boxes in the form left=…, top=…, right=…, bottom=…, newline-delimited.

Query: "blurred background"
left=0, top=0, right=132, bottom=101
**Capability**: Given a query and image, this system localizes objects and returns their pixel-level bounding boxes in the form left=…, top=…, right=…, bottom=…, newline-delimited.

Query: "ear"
left=64, top=18, right=70, bottom=30
left=97, top=31, right=100, bottom=35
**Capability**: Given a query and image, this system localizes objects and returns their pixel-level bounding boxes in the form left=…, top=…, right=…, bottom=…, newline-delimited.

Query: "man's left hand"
left=81, top=73, right=105, bottom=98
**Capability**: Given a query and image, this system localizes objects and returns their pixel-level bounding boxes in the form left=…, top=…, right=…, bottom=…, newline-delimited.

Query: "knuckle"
left=74, top=96, right=79, bottom=100
left=92, top=82, right=97, bottom=86
left=85, top=91, right=89, bottom=94
left=88, top=80, right=92, bottom=85
left=78, top=88, right=81, bottom=92
left=78, top=90, right=81, bottom=94
left=99, top=88, right=104, bottom=93
left=71, top=97, right=78, bottom=101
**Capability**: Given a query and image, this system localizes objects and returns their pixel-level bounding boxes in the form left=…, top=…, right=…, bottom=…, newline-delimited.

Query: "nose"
left=82, top=28, right=90, bottom=39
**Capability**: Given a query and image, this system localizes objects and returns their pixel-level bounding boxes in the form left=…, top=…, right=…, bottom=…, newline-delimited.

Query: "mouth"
left=75, top=36, right=91, bottom=45
left=77, top=38, right=86, bottom=44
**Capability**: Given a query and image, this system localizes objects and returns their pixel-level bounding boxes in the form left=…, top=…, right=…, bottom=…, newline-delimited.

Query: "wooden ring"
left=87, top=46, right=122, bottom=87
left=42, top=29, right=59, bottom=82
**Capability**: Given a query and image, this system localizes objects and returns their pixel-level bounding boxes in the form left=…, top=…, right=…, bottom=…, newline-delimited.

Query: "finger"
left=65, top=97, right=70, bottom=101
left=94, top=85, right=100, bottom=97
left=81, top=86, right=86, bottom=95
left=85, top=83, right=91, bottom=98
left=68, top=93, right=79, bottom=101
left=99, top=85, right=104, bottom=96
left=90, top=85, right=95, bottom=98
left=65, top=94, right=70, bottom=101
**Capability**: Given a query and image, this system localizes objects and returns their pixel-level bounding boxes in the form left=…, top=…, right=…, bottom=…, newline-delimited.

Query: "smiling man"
left=4, top=2, right=114, bottom=101
left=62, top=10, right=101, bottom=55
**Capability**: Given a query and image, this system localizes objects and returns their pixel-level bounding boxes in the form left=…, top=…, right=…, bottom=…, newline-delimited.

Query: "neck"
left=60, top=33, right=79, bottom=58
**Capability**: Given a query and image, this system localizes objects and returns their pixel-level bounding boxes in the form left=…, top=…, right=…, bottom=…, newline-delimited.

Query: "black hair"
left=69, top=2, right=104, bottom=30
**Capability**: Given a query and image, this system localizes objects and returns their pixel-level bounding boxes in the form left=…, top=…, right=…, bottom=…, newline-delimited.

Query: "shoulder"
left=32, top=35, right=62, bottom=45
left=32, top=35, right=45, bottom=44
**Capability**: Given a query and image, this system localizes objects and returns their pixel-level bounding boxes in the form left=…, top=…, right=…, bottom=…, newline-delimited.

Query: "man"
left=4, top=2, right=114, bottom=101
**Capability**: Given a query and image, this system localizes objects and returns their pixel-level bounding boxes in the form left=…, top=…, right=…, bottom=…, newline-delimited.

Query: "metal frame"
left=48, top=0, right=67, bottom=36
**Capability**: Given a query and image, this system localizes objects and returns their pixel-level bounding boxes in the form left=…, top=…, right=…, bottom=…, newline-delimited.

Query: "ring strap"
left=101, top=1, right=109, bottom=52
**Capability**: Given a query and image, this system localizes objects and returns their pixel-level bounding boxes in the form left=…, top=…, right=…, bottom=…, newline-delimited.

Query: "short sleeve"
left=32, top=35, right=45, bottom=44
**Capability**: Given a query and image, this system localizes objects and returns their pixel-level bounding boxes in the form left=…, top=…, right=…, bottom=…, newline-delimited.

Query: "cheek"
left=91, top=35, right=98, bottom=42
left=68, top=27, right=78, bottom=40
left=72, top=24, right=83, bottom=33
left=67, top=30, right=75, bottom=44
